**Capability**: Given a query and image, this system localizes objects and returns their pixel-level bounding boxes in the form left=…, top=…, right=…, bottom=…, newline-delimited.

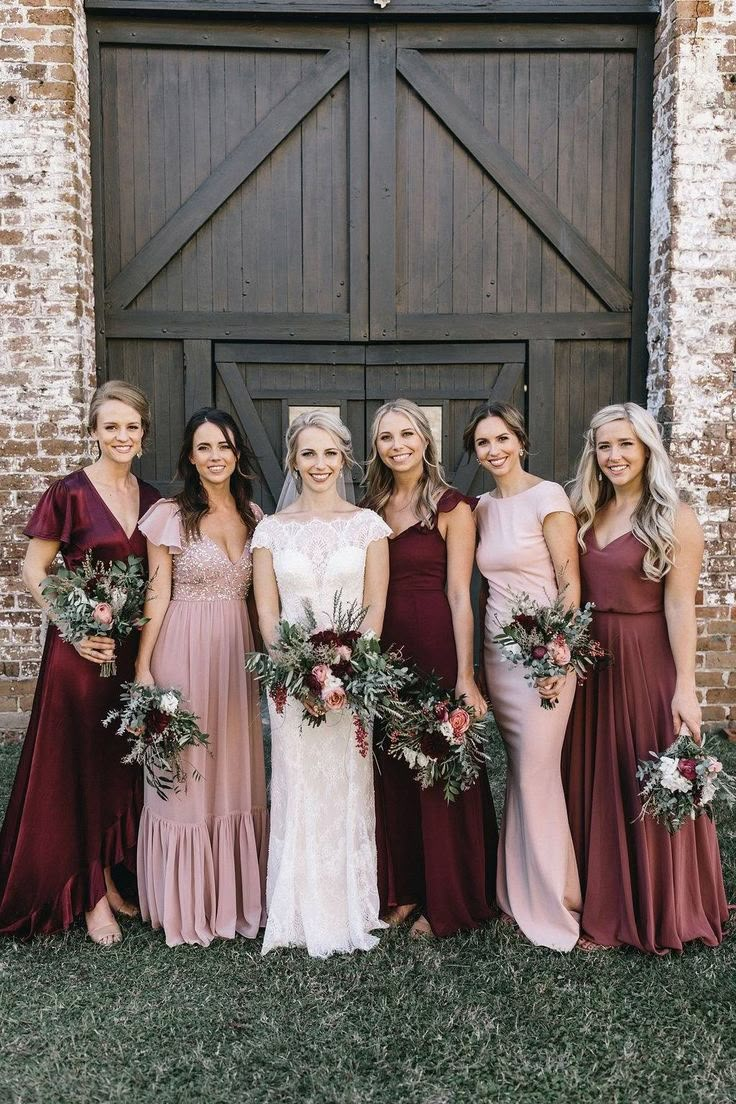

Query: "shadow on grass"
left=1, top=733, right=735, bottom=1104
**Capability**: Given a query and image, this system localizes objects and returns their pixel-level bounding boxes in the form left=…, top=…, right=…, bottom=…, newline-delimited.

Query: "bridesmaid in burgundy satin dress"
left=562, top=403, right=728, bottom=953
left=364, top=400, right=497, bottom=938
left=0, top=382, right=159, bottom=943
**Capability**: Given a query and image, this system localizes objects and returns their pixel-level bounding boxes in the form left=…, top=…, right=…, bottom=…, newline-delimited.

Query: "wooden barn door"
left=88, top=13, right=652, bottom=496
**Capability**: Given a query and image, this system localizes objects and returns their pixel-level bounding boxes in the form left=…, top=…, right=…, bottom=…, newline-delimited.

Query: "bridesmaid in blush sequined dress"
left=365, top=401, right=498, bottom=939
left=134, top=410, right=267, bottom=946
left=469, top=401, right=582, bottom=953
left=563, top=403, right=727, bottom=953
left=0, top=382, right=160, bottom=943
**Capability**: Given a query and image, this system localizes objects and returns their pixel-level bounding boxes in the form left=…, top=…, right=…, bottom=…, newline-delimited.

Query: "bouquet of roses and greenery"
left=41, top=551, right=150, bottom=677
left=384, top=675, right=493, bottom=803
left=636, top=732, right=736, bottom=835
left=103, top=682, right=209, bottom=801
left=245, top=594, right=413, bottom=756
left=492, top=588, right=608, bottom=709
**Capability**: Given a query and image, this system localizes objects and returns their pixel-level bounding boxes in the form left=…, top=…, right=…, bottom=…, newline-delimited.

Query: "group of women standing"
left=0, top=379, right=728, bottom=957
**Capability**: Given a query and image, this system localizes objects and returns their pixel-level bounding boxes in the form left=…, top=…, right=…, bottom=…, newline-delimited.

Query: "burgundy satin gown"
left=562, top=529, right=729, bottom=953
left=0, top=470, right=160, bottom=938
left=374, top=490, right=498, bottom=937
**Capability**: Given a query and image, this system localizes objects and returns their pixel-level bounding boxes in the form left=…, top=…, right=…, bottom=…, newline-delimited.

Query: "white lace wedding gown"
left=251, top=509, right=391, bottom=957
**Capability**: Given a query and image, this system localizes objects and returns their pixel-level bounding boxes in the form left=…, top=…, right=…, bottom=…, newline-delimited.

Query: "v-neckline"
left=590, top=527, right=633, bottom=552
left=201, top=534, right=248, bottom=567
left=82, top=469, right=141, bottom=542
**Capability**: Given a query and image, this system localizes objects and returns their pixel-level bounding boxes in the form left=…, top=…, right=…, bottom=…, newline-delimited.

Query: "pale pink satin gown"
left=476, top=481, right=581, bottom=952
left=136, top=499, right=268, bottom=947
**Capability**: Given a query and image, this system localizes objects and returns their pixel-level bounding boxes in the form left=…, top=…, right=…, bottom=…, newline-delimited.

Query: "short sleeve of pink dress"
left=138, top=499, right=183, bottom=554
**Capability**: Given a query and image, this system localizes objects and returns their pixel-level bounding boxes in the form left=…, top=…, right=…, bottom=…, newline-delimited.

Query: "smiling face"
left=91, top=399, right=144, bottom=467
left=375, top=410, right=427, bottom=479
left=594, top=418, right=648, bottom=491
left=473, top=415, right=524, bottom=480
left=190, top=421, right=238, bottom=489
left=293, top=425, right=344, bottom=494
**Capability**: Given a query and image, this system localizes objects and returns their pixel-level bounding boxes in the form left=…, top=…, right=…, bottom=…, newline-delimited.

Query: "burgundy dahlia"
left=532, top=645, right=547, bottom=660
left=513, top=613, right=537, bottom=632
left=421, top=730, right=449, bottom=762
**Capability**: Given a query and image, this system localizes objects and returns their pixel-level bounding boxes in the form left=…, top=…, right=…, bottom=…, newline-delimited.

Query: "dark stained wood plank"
left=216, top=361, right=284, bottom=500
left=105, top=48, right=350, bottom=310
left=397, top=48, right=632, bottom=312
left=217, top=343, right=365, bottom=364
left=398, top=24, right=640, bottom=49
left=369, top=23, right=397, bottom=338
left=397, top=312, right=632, bottom=340
left=183, top=340, right=213, bottom=416
left=629, top=27, right=654, bottom=404
left=87, top=2, right=660, bottom=15
left=90, top=18, right=349, bottom=50
left=106, top=311, right=350, bottom=340
left=527, top=340, right=555, bottom=477
left=366, top=343, right=525, bottom=365
left=349, top=26, right=369, bottom=340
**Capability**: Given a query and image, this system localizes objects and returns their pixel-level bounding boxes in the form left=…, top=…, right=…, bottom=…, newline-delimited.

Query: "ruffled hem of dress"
left=0, top=796, right=140, bottom=941
left=138, top=807, right=268, bottom=947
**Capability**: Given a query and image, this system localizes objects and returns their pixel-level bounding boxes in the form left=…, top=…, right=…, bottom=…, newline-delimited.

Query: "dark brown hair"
left=462, top=401, right=530, bottom=457
left=174, top=408, right=258, bottom=540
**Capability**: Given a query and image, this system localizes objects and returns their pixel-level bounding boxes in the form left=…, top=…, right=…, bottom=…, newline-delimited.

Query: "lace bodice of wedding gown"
left=251, top=509, right=391, bottom=959
left=251, top=510, right=390, bottom=625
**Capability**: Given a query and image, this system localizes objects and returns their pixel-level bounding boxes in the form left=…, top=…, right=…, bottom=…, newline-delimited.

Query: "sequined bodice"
left=171, top=536, right=253, bottom=602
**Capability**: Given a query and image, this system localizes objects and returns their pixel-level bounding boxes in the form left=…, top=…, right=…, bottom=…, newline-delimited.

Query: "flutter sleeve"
left=358, top=510, right=392, bottom=546
left=436, top=488, right=478, bottom=515
left=24, top=477, right=74, bottom=545
left=250, top=515, right=274, bottom=553
left=536, top=482, right=574, bottom=525
left=138, top=499, right=183, bottom=554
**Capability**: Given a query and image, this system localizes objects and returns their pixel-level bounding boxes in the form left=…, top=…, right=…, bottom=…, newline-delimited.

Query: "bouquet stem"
left=100, top=658, right=117, bottom=679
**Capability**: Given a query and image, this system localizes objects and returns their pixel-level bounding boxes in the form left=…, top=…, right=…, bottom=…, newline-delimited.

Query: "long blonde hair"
left=363, top=399, right=450, bottom=528
left=569, top=402, right=680, bottom=580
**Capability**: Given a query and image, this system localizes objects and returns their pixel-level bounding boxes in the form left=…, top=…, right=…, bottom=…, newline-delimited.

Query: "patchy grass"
left=1, top=735, right=735, bottom=1104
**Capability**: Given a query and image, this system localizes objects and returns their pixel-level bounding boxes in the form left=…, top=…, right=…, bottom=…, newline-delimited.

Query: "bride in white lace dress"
left=251, top=411, right=390, bottom=957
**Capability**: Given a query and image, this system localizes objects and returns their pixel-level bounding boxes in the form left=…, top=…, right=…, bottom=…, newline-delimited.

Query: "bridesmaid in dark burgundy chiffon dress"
left=562, top=402, right=728, bottom=953
left=0, top=382, right=159, bottom=942
left=365, top=401, right=497, bottom=938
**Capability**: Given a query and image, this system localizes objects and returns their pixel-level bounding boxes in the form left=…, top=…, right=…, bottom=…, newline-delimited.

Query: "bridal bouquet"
left=492, top=589, right=608, bottom=709
left=41, top=551, right=150, bottom=677
left=385, top=676, right=493, bottom=803
left=245, top=595, right=413, bottom=756
left=636, top=733, right=736, bottom=835
left=103, top=682, right=209, bottom=800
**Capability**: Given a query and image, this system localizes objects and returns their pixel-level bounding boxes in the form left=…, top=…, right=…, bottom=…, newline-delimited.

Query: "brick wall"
left=0, top=0, right=95, bottom=741
left=649, top=0, right=736, bottom=729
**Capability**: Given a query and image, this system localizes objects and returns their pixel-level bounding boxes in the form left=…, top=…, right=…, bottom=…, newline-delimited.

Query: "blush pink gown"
left=137, top=500, right=268, bottom=947
left=476, top=481, right=581, bottom=952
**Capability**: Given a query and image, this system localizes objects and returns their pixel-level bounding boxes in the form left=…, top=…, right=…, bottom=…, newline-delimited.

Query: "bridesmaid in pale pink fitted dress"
left=467, top=402, right=582, bottom=952
left=134, top=409, right=267, bottom=946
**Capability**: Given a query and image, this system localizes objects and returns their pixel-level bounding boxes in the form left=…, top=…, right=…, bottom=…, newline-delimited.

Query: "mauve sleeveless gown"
left=374, top=490, right=498, bottom=938
left=562, top=530, right=728, bottom=953
left=0, top=470, right=160, bottom=937
left=476, top=481, right=582, bottom=952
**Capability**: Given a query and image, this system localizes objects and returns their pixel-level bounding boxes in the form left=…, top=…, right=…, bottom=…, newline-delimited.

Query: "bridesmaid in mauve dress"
left=365, top=400, right=498, bottom=939
left=562, top=402, right=728, bottom=953
left=134, top=409, right=267, bottom=947
left=0, top=381, right=160, bottom=943
left=469, top=402, right=582, bottom=952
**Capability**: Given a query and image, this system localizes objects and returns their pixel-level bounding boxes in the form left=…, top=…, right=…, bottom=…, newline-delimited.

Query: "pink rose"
left=92, top=602, right=114, bottom=627
left=678, top=758, right=698, bottom=782
left=546, top=634, right=571, bottom=666
left=448, top=708, right=471, bottom=739
left=336, top=644, right=353, bottom=662
left=708, top=758, right=723, bottom=774
left=311, top=664, right=331, bottom=687
left=322, top=686, right=347, bottom=711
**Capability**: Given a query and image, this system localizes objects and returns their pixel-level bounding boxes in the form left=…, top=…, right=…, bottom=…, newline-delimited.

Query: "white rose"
left=402, top=749, right=418, bottom=768
left=440, top=721, right=454, bottom=740
left=700, top=779, right=716, bottom=805
left=416, top=753, right=429, bottom=768
left=658, top=756, right=691, bottom=793
left=159, top=691, right=179, bottom=716
left=323, top=674, right=344, bottom=692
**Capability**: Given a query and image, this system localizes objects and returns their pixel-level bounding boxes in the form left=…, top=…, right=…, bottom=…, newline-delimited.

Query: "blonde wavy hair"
left=285, top=409, right=356, bottom=474
left=362, top=399, right=450, bottom=528
left=569, top=402, right=680, bottom=580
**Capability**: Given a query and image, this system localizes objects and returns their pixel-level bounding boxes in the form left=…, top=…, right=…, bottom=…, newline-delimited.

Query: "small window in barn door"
left=417, top=406, right=444, bottom=461
left=288, top=406, right=341, bottom=424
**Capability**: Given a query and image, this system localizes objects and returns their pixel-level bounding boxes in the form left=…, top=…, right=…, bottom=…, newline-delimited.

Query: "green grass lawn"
left=1, top=735, right=735, bottom=1104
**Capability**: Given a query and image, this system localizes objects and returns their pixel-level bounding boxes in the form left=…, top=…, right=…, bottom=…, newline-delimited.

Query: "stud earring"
left=136, top=448, right=143, bottom=459
left=519, top=449, right=525, bottom=459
